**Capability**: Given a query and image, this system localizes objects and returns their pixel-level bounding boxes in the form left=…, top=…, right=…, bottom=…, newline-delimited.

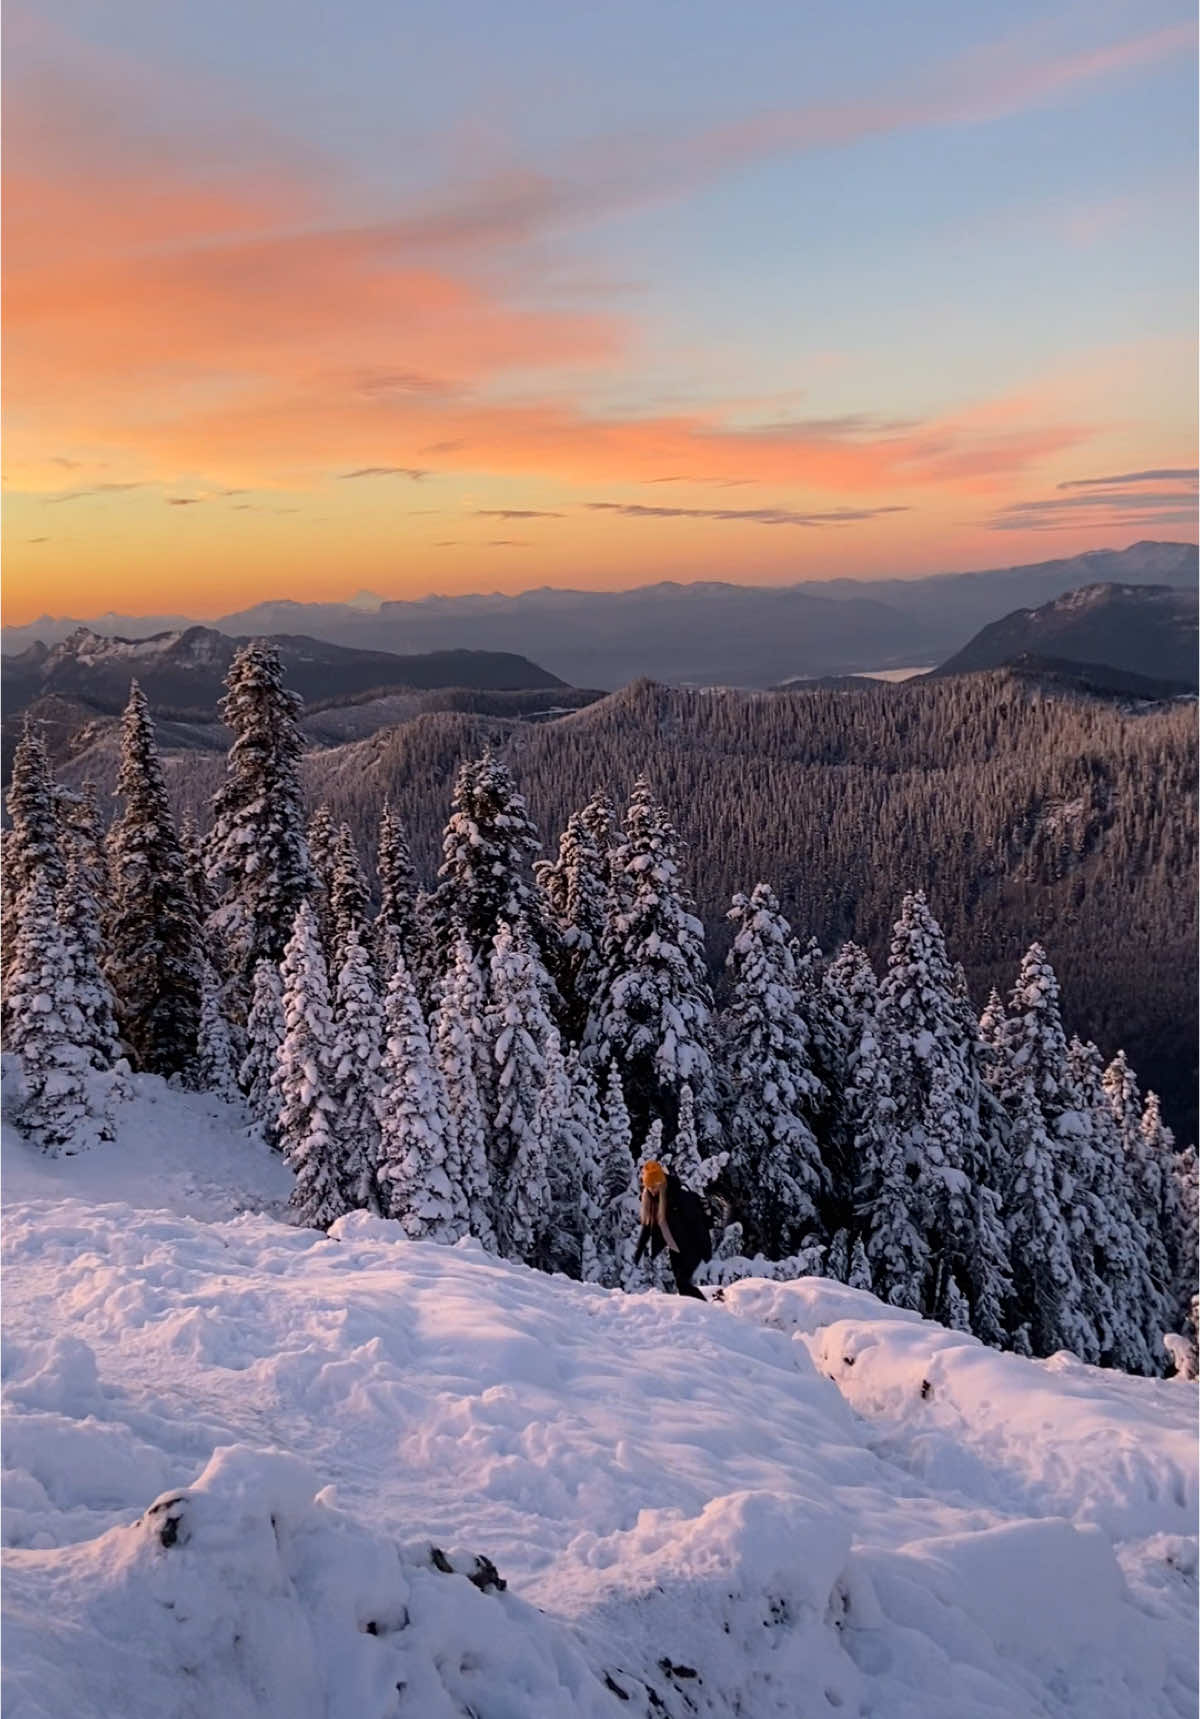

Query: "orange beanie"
left=641, top=1160, right=667, bottom=1192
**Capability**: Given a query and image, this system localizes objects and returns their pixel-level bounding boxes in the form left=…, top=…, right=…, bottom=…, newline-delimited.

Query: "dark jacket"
left=634, top=1173, right=712, bottom=1266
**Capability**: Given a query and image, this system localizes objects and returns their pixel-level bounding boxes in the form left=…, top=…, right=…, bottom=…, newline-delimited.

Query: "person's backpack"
left=677, top=1185, right=712, bottom=1262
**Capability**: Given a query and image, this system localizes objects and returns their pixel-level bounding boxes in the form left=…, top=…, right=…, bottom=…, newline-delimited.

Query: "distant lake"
left=856, top=664, right=935, bottom=682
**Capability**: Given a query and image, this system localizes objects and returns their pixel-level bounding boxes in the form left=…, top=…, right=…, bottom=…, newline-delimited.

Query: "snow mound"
left=3, top=1443, right=624, bottom=1719
left=3, top=1087, right=1197, bottom=1719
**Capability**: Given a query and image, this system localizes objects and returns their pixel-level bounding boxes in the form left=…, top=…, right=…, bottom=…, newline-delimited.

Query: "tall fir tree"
left=487, top=919, right=557, bottom=1263
left=2, top=718, right=66, bottom=986
left=874, top=891, right=1006, bottom=1332
left=194, top=956, right=240, bottom=1102
left=329, top=823, right=372, bottom=979
left=106, top=683, right=203, bottom=1077
left=430, top=931, right=496, bottom=1248
left=1068, top=1037, right=1157, bottom=1375
left=850, top=1003, right=928, bottom=1310
left=56, top=841, right=123, bottom=1080
left=432, top=752, right=545, bottom=974
left=375, top=801, right=420, bottom=973
left=376, top=953, right=464, bottom=1240
left=1105, top=1050, right=1172, bottom=1369
left=307, top=803, right=340, bottom=960
left=723, top=885, right=827, bottom=1254
left=535, top=804, right=609, bottom=1041
left=330, top=926, right=385, bottom=1211
left=7, top=875, right=111, bottom=1152
left=277, top=902, right=346, bottom=1230
left=241, top=958, right=285, bottom=1144
left=1003, top=1076, right=1092, bottom=1358
left=594, top=1062, right=640, bottom=1289
left=586, top=777, right=717, bottom=1143
left=206, top=643, right=311, bottom=1004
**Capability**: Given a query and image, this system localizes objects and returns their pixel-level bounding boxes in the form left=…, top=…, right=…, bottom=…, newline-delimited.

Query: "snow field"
left=2, top=1083, right=1197, bottom=1719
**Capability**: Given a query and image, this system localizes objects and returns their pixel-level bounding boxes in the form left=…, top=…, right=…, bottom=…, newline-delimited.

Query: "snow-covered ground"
left=3, top=1079, right=1197, bottom=1719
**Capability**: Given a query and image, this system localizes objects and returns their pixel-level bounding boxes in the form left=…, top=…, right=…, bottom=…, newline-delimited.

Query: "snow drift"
left=2, top=1082, right=1197, bottom=1719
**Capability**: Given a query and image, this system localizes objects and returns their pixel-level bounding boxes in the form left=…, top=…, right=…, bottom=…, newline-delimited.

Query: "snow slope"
left=3, top=1080, right=1197, bottom=1719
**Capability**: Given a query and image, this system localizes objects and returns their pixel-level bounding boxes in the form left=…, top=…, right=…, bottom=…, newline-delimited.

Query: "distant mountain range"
left=5, top=542, right=1195, bottom=689
left=2, top=626, right=564, bottom=720
left=934, top=582, right=1198, bottom=692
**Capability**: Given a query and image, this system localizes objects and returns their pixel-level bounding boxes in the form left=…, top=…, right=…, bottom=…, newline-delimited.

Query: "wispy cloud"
left=586, top=502, right=911, bottom=527
left=473, top=508, right=563, bottom=519
left=1057, top=467, right=1198, bottom=490
left=46, top=481, right=146, bottom=503
left=338, top=467, right=428, bottom=481
left=988, top=471, right=1197, bottom=531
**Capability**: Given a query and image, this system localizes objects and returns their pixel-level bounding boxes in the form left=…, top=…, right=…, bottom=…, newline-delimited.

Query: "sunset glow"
left=4, top=2, right=1196, bottom=624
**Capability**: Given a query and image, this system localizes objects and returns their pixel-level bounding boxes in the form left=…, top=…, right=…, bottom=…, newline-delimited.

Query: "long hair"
left=640, top=1184, right=663, bottom=1227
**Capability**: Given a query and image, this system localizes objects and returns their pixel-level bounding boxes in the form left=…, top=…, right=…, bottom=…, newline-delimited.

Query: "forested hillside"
left=289, top=677, right=1196, bottom=1140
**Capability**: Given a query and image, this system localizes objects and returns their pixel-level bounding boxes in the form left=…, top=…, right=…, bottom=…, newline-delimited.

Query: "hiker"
left=633, top=1160, right=711, bottom=1300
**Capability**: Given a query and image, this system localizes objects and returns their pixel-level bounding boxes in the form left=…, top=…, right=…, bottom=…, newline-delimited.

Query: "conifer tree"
left=1105, top=1050, right=1172, bottom=1367
left=375, top=801, right=419, bottom=971
left=432, top=752, right=545, bottom=973
left=723, top=885, right=827, bottom=1253
left=106, top=683, right=203, bottom=1077
left=329, top=822, right=372, bottom=978
left=875, top=892, right=1005, bottom=1330
left=206, top=643, right=311, bottom=1002
left=241, top=959, right=285, bottom=1144
left=7, top=875, right=109, bottom=1152
left=562, top=1051, right=605, bottom=1283
left=595, top=1062, right=640, bottom=1289
left=825, top=1229, right=851, bottom=1283
left=307, top=803, right=340, bottom=959
left=377, top=952, right=463, bottom=1241
left=586, top=777, right=716, bottom=1143
left=487, top=919, right=556, bottom=1263
left=1004, top=1077, right=1091, bottom=1358
left=535, top=804, right=609, bottom=1040
left=56, top=842, right=123, bottom=1079
left=430, top=932, right=496, bottom=1248
left=1166, top=1144, right=1199, bottom=1337
left=850, top=1007, right=928, bottom=1311
left=178, top=811, right=217, bottom=925
left=330, top=926, right=384, bottom=1210
left=2, top=718, right=66, bottom=985
left=277, top=902, right=345, bottom=1230
left=1068, top=1037, right=1156, bottom=1374
left=847, top=1236, right=873, bottom=1293
left=194, top=956, right=240, bottom=1102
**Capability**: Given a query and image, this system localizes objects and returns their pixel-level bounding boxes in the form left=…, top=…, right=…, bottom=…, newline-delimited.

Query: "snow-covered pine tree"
left=330, top=926, right=384, bottom=1211
left=1004, top=1074, right=1093, bottom=1357
left=329, top=823, right=372, bottom=980
left=562, top=1051, right=605, bottom=1283
left=375, top=801, right=419, bottom=972
left=1104, top=1050, right=1172, bottom=1369
left=847, top=1236, right=873, bottom=1292
left=874, top=892, right=1004, bottom=1331
left=307, top=803, right=339, bottom=959
left=432, top=752, right=545, bottom=974
left=241, top=958, right=285, bottom=1144
left=487, top=919, right=557, bottom=1263
left=537, top=1031, right=579, bottom=1274
left=376, top=951, right=463, bottom=1241
left=106, top=682, right=203, bottom=1078
left=722, top=885, right=827, bottom=1255
left=594, top=1062, right=640, bottom=1289
left=430, top=931, right=495, bottom=1248
left=193, top=955, right=240, bottom=1102
left=850, top=1003, right=929, bottom=1312
left=6, top=874, right=109, bottom=1152
left=206, top=643, right=312, bottom=1004
left=535, top=804, right=610, bottom=1041
left=586, top=777, right=717, bottom=1144
left=178, top=811, right=217, bottom=925
left=276, top=902, right=346, bottom=1230
left=1166, top=1143, right=1199, bottom=1339
left=2, top=718, right=66, bottom=986
left=825, top=1229, right=851, bottom=1283
left=56, top=839, right=122, bottom=1079
left=1068, top=1036, right=1156, bottom=1375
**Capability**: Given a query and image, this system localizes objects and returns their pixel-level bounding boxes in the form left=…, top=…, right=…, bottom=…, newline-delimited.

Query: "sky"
left=3, top=0, right=1197, bottom=623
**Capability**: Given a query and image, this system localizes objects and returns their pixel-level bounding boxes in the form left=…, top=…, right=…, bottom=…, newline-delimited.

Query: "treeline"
left=4, top=645, right=1196, bottom=1378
